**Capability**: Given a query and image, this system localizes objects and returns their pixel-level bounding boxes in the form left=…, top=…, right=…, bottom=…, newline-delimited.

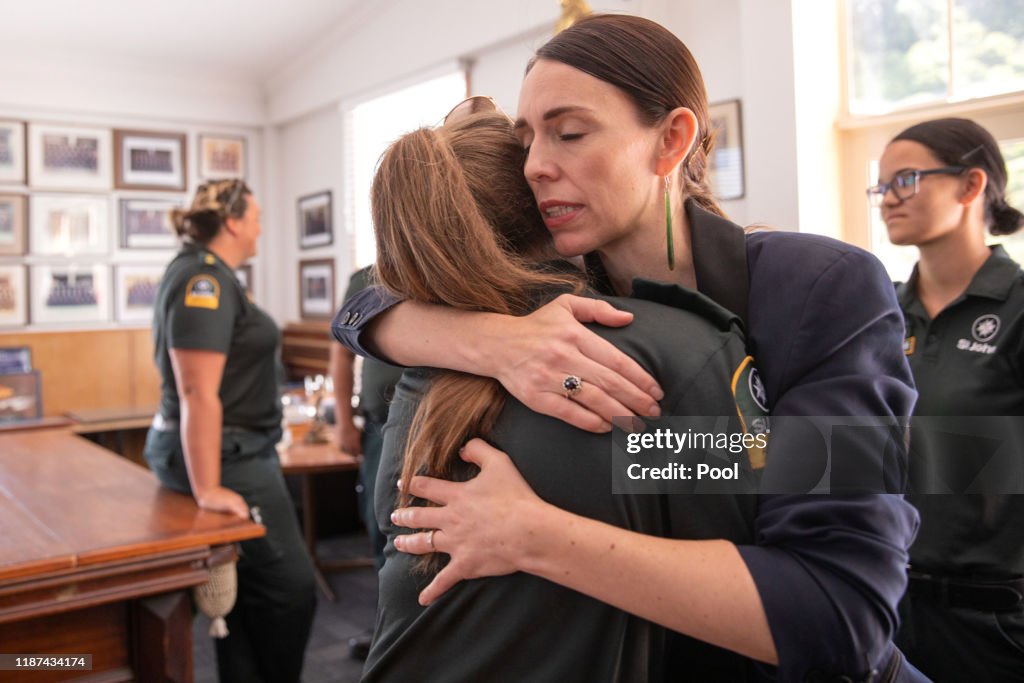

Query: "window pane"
left=349, top=72, right=467, bottom=268
left=848, top=0, right=949, bottom=115
left=953, top=1, right=1024, bottom=100
left=991, top=138, right=1024, bottom=264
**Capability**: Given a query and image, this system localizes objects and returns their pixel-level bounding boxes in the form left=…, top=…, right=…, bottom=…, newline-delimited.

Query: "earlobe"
left=655, top=107, right=699, bottom=177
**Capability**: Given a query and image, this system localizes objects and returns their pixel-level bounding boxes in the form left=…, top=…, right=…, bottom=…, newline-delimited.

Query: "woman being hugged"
left=145, top=180, right=316, bottom=683
left=872, top=117, right=1024, bottom=682
left=336, top=14, right=921, bottom=682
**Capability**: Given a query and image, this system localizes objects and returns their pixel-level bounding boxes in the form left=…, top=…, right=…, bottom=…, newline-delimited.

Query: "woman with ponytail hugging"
left=872, top=117, right=1024, bottom=682
left=144, top=180, right=316, bottom=682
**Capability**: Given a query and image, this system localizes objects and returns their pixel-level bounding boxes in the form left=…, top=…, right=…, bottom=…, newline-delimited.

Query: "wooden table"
left=278, top=436, right=371, bottom=601
left=68, top=405, right=157, bottom=465
left=0, top=428, right=263, bottom=683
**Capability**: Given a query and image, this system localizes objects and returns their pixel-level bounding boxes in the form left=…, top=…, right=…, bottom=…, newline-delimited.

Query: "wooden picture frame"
left=298, top=258, right=335, bottom=319
left=0, top=193, right=27, bottom=255
left=198, top=134, right=246, bottom=180
left=0, top=265, right=27, bottom=328
left=114, top=129, right=187, bottom=191
left=30, top=263, right=111, bottom=324
left=114, top=264, right=163, bottom=324
left=0, top=120, right=26, bottom=185
left=0, top=370, right=43, bottom=423
left=119, top=197, right=182, bottom=250
left=27, top=123, right=112, bottom=191
left=707, top=99, right=746, bottom=201
left=297, top=190, right=333, bottom=249
left=30, top=194, right=109, bottom=256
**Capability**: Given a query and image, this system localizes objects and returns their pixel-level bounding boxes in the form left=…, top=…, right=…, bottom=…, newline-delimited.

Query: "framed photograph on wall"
left=114, top=129, right=187, bottom=191
left=198, top=134, right=246, bottom=180
left=707, top=99, right=746, bottom=201
left=235, top=263, right=253, bottom=297
left=30, top=194, right=109, bottom=255
left=298, top=258, right=335, bottom=319
left=0, top=193, right=27, bottom=255
left=0, top=371, right=43, bottom=423
left=0, top=121, right=26, bottom=185
left=0, top=346, right=32, bottom=374
left=0, top=265, right=27, bottom=328
left=30, top=263, right=110, bottom=324
left=114, top=264, right=163, bottom=323
left=297, top=190, right=333, bottom=249
left=120, top=197, right=182, bottom=249
left=27, top=123, right=112, bottom=191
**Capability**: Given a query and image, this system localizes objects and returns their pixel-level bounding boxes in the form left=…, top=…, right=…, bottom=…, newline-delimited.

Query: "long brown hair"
left=371, top=112, right=584, bottom=569
left=532, top=13, right=723, bottom=218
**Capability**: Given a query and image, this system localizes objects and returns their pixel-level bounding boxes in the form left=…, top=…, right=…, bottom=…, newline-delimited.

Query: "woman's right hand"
left=196, top=486, right=250, bottom=519
left=484, top=294, right=663, bottom=433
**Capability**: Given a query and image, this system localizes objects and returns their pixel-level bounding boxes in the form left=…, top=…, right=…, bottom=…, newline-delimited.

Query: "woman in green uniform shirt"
left=143, top=180, right=316, bottom=683
left=871, top=117, right=1024, bottom=682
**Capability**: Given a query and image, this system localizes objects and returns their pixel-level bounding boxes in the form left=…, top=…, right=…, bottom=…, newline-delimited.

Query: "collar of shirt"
left=898, top=244, right=1022, bottom=311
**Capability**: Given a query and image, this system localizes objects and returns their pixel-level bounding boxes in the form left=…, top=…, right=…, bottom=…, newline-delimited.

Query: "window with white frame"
left=847, top=0, right=1024, bottom=115
left=343, top=69, right=467, bottom=269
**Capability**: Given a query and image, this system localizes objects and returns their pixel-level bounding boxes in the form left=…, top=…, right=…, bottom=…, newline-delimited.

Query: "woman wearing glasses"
left=144, top=180, right=316, bottom=682
left=872, top=118, right=1024, bottom=682
left=336, top=14, right=921, bottom=682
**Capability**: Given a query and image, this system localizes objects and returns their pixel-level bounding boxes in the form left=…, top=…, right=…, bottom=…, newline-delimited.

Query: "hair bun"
left=990, top=200, right=1024, bottom=236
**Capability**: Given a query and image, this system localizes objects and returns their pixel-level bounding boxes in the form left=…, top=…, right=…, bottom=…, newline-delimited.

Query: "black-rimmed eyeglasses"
left=866, top=166, right=966, bottom=207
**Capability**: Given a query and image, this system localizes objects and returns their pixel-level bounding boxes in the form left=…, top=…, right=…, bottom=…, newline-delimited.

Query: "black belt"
left=908, top=570, right=1024, bottom=612
left=151, top=414, right=263, bottom=435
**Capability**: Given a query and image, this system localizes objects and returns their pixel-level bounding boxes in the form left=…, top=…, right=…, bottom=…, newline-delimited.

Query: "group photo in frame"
left=114, top=264, right=163, bottom=323
left=114, top=129, right=187, bottom=191
left=297, top=190, right=333, bottom=249
left=30, top=194, right=109, bottom=255
left=120, top=197, right=182, bottom=250
left=0, top=121, right=26, bottom=185
left=198, top=134, right=246, bottom=180
left=0, top=370, right=43, bottom=423
left=707, top=99, right=746, bottom=201
left=27, top=123, right=112, bottom=191
left=298, top=258, right=335, bottom=319
left=0, top=346, right=32, bottom=375
left=0, top=193, right=27, bottom=256
left=0, top=265, right=27, bottom=328
left=30, top=263, right=110, bottom=324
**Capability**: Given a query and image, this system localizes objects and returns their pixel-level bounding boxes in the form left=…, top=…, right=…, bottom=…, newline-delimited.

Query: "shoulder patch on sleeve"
left=184, top=274, right=221, bottom=309
left=731, top=356, right=770, bottom=469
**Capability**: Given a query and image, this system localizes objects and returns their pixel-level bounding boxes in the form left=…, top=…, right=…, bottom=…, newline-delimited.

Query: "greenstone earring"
left=665, top=175, right=675, bottom=271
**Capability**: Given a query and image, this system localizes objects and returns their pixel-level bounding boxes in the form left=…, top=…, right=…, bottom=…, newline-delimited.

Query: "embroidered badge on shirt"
left=730, top=356, right=770, bottom=470
left=955, top=314, right=1000, bottom=354
left=184, top=275, right=220, bottom=309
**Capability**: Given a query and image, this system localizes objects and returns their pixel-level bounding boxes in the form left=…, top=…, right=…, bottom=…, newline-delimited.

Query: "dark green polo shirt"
left=341, top=266, right=404, bottom=424
left=154, top=243, right=282, bottom=431
left=897, top=245, right=1024, bottom=577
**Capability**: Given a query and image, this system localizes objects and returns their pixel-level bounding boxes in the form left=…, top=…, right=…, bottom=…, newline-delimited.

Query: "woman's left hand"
left=390, top=438, right=546, bottom=605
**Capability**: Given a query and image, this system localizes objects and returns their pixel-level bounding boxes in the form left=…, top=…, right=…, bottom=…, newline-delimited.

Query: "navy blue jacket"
left=333, top=203, right=922, bottom=682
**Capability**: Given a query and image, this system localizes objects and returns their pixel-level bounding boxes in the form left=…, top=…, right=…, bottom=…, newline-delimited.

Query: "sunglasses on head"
left=442, top=95, right=511, bottom=127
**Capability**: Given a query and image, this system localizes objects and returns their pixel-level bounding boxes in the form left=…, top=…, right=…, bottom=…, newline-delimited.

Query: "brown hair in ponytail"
left=170, top=179, right=252, bottom=244
left=371, top=112, right=584, bottom=571
left=532, top=13, right=723, bottom=218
